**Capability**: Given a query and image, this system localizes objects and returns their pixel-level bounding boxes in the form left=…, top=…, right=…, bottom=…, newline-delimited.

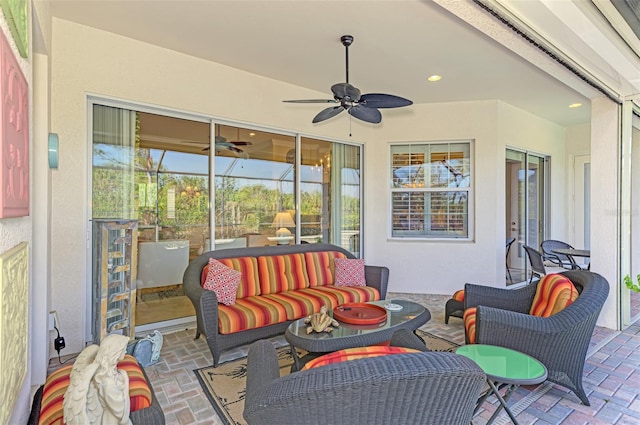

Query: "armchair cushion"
left=463, top=307, right=477, bottom=344
left=202, top=258, right=242, bottom=306
left=529, top=274, right=578, bottom=317
left=334, top=258, right=366, bottom=287
left=37, top=355, right=151, bottom=425
left=452, top=289, right=465, bottom=302
left=301, top=346, right=420, bottom=370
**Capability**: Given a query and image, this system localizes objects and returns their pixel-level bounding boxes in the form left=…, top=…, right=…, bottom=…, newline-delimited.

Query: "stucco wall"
left=0, top=4, right=34, bottom=425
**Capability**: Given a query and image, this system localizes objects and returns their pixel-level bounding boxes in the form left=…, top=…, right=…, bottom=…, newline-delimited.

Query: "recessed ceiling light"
left=249, top=132, right=256, bottom=137
left=427, top=75, right=442, bottom=82
left=569, top=103, right=582, bottom=108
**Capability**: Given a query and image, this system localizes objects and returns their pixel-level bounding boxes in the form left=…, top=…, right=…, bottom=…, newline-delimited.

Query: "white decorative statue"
left=63, top=334, right=132, bottom=425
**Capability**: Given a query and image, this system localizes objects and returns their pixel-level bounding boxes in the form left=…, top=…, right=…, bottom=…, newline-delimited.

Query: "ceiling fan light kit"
left=284, top=35, right=412, bottom=124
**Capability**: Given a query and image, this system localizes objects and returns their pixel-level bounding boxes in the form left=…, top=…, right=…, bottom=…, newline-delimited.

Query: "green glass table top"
left=456, top=344, right=547, bottom=385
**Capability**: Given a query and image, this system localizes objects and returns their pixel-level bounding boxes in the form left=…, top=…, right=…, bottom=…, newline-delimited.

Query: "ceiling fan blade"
left=331, top=83, right=361, bottom=101
left=283, top=99, right=338, bottom=103
left=313, top=106, right=345, bottom=123
left=359, top=93, right=413, bottom=109
left=229, top=141, right=252, bottom=146
left=348, top=105, right=382, bottom=124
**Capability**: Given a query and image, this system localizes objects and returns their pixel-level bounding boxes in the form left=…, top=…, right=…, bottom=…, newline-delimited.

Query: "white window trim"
left=388, top=140, right=475, bottom=242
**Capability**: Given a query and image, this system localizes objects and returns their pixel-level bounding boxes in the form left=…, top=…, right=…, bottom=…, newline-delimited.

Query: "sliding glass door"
left=90, top=101, right=363, bottom=335
left=505, top=148, right=548, bottom=284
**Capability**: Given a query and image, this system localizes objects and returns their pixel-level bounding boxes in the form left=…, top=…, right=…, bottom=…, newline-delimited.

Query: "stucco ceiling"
left=49, top=0, right=605, bottom=127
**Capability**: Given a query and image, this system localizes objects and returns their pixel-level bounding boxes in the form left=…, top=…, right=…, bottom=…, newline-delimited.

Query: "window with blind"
left=390, top=141, right=472, bottom=239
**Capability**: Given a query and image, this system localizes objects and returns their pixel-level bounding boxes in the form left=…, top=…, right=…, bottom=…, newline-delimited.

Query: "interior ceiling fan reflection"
left=201, top=128, right=252, bottom=157
left=283, top=35, right=412, bottom=124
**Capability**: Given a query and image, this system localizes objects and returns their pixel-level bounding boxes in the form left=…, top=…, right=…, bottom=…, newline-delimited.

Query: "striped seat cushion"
left=38, top=354, right=152, bottom=425
left=307, top=285, right=381, bottom=305
left=530, top=274, right=579, bottom=317
left=304, top=251, right=347, bottom=287
left=262, top=289, right=339, bottom=320
left=301, top=346, right=420, bottom=370
left=201, top=256, right=260, bottom=299
left=463, top=307, right=477, bottom=344
left=257, top=254, right=310, bottom=294
left=217, top=296, right=290, bottom=334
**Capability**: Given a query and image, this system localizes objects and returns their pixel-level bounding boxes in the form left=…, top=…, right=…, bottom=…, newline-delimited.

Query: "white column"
left=590, top=97, right=620, bottom=329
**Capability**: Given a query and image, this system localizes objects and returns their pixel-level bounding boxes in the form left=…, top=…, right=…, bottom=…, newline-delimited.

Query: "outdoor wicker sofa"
left=183, top=243, right=389, bottom=366
left=243, top=329, right=486, bottom=425
left=463, top=269, right=609, bottom=405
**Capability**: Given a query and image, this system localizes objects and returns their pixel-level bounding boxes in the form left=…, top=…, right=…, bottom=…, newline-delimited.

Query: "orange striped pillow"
left=257, top=254, right=310, bottom=294
left=463, top=307, right=477, bottom=344
left=304, top=251, right=347, bottom=287
left=452, top=289, right=465, bottom=302
left=529, top=274, right=579, bottom=317
left=301, top=346, right=420, bottom=370
left=38, top=354, right=151, bottom=425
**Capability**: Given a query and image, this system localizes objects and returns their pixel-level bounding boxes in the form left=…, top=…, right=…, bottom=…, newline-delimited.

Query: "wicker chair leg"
left=444, top=299, right=464, bottom=324
left=573, top=382, right=591, bottom=406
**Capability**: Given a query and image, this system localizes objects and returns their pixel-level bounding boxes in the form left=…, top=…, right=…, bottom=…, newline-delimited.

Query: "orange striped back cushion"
left=529, top=274, right=579, bottom=317
left=301, top=346, right=420, bottom=370
left=304, top=251, right=347, bottom=287
left=201, top=256, right=260, bottom=299
left=38, top=354, right=151, bottom=425
left=452, top=289, right=465, bottom=302
left=257, top=254, right=310, bottom=294
left=463, top=307, right=477, bottom=344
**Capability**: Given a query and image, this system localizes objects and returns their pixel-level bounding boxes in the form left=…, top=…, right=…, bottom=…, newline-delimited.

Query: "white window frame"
left=389, top=140, right=474, bottom=241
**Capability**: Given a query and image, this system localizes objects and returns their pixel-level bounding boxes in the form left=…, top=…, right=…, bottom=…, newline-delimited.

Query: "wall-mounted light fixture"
left=48, top=133, right=59, bottom=169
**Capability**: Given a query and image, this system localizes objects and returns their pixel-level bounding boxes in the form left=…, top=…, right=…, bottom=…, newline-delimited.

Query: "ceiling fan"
left=283, top=35, right=412, bottom=124
left=203, top=128, right=252, bottom=156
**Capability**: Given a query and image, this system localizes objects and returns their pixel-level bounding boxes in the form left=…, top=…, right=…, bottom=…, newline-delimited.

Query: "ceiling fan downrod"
left=341, top=35, right=353, bottom=84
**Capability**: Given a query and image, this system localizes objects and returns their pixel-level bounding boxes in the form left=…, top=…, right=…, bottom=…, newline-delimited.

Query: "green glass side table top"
left=456, top=344, right=547, bottom=385
left=456, top=344, right=547, bottom=425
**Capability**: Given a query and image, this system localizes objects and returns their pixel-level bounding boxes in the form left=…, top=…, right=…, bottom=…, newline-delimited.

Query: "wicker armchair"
left=243, top=330, right=486, bottom=425
left=463, top=270, right=609, bottom=406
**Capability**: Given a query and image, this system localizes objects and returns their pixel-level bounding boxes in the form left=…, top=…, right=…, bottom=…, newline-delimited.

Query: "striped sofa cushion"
left=262, top=289, right=338, bottom=320
left=217, top=296, right=290, bottom=334
left=308, top=285, right=380, bottom=305
left=38, top=354, right=151, bottom=425
left=529, top=273, right=579, bottom=317
left=201, top=256, right=260, bottom=299
left=304, top=251, right=347, bottom=287
left=257, top=254, right=310, bottom=294
left=301, top=346, right=420, bottom=370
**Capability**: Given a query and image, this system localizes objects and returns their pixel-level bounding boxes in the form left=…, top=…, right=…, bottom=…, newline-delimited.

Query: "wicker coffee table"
left=285, top=299, right=431, bottom=371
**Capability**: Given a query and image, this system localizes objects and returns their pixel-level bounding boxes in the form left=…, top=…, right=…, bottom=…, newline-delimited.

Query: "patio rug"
left=193, top=330, right=458, bottom=425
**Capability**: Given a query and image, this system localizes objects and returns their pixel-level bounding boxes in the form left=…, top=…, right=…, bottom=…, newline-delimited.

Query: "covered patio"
left=142, top=293, right=640, bottom=425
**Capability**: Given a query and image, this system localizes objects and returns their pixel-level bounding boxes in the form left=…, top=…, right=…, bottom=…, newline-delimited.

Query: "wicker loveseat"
left=462, top=270, right=609, bottom=405
left=183, top=243, right=389, bottom=366
left=243, top=329, right=486, bottom=425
